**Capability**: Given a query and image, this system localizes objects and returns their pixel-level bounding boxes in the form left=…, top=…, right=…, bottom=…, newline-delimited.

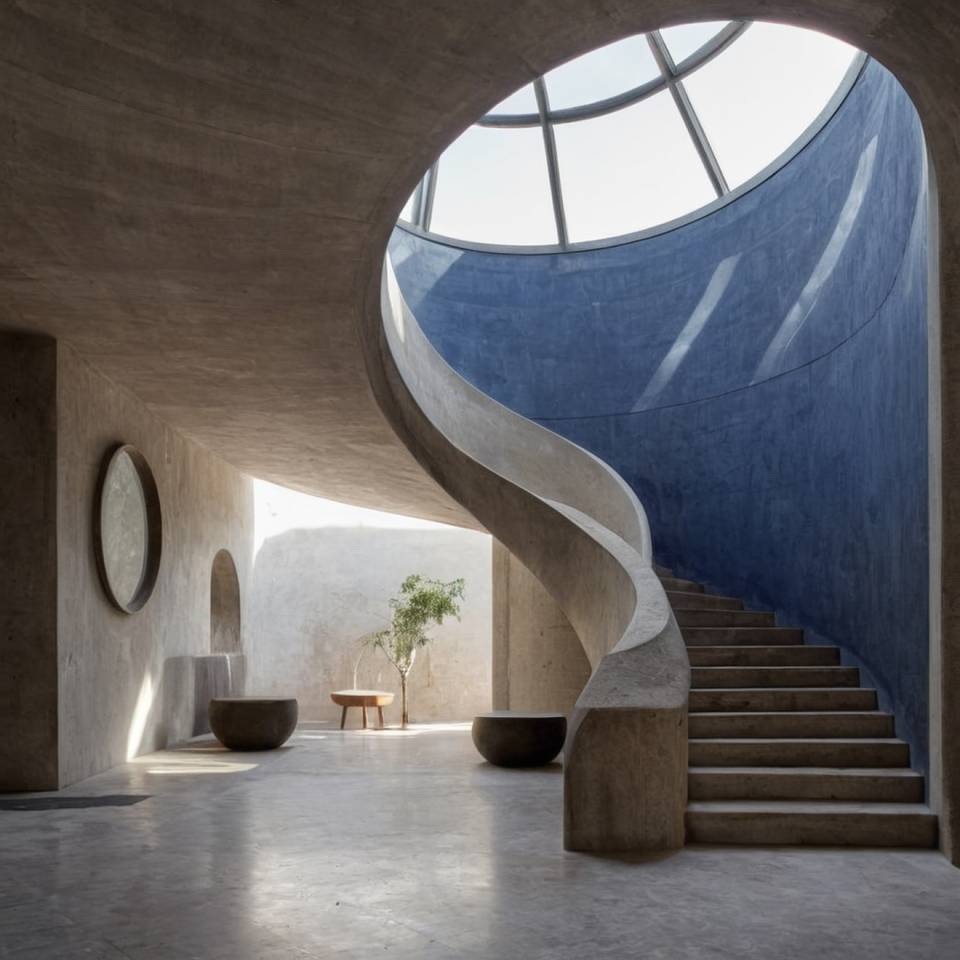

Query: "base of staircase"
left=661, top=567, right=937, bottom=851
left=689, top=766, right=925, bottom=802
left=686, top=801, right=937, bottom=847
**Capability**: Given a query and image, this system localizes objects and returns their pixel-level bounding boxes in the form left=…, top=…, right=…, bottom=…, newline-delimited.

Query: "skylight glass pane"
left=683, top=22, right=857, bottom=188
left=488, top=83, right=538, bottom=116
left=661, top=21, right=731, bottom=65
left=555, top=90, right=716, bottom=243
left=545, top=35, right=660, bottom=110
left=399, top=189, right=416, bottom=223
left=429, top=126, right=557, bottom=245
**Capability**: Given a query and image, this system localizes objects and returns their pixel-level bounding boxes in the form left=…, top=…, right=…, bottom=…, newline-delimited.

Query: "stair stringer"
left=362, top=255, right=689, bottom=852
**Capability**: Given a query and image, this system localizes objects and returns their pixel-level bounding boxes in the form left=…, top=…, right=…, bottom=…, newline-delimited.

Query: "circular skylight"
left=398, top=21, right=861, bottom=249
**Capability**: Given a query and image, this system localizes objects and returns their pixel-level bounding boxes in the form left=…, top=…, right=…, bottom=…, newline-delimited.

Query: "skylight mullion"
left=421, top=163, right=439, bottom=231
left=478, top=23, right=750, bottom=128
left=534, top=78, right=569, bottom=247
left=410, top=178, right=426, bottom=226
left=648, top=31, right=729, bottom=197
left=671, top=80, right=729, bottom=196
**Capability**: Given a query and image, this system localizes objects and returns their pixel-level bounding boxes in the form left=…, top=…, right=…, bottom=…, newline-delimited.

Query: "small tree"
left=365, top=574, right=464, bottom=728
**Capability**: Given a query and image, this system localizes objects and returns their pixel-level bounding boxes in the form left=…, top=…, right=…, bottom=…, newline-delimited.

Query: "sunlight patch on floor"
left=130, top=752, right=258, bottom=775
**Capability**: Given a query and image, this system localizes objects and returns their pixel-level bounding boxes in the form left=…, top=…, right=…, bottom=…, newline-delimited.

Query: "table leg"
left=377, top=706, right=385, bottom=729
left=339, top=705, right=347, bottom=730
left=362, top=705, right=368, bottom=729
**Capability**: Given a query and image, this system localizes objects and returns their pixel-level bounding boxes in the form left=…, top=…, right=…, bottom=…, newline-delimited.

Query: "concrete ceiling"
left=0, top=1, right=956, bottom=526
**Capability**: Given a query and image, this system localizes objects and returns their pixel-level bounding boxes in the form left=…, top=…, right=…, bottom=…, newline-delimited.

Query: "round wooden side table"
left=330, top=689, right=395, bottom=729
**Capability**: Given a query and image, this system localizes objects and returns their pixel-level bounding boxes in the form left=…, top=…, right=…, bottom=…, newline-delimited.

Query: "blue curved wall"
left=391, top=61, right=930, bottom=774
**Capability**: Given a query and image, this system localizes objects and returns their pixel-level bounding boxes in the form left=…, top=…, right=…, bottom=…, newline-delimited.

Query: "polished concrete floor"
left=3, top=723, right=960, bottom=959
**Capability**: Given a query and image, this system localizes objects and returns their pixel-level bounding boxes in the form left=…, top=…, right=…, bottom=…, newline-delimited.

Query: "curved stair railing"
left=360, top=253, right=689, bottom=852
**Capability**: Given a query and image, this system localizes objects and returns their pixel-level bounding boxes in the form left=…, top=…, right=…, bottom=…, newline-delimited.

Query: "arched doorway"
left=210, top=549, right=242, bottom=654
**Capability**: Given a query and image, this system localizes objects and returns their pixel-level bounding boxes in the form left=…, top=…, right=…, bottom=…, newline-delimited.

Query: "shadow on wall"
left=247, top=525, right=492, bottom=725
left=124, top=657, right=203, bottom=761
left=123, top=653, right=247, bottom=759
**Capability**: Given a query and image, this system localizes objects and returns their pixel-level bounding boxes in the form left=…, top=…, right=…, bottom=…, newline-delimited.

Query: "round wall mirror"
left=94, top=445, right=162, bottom=613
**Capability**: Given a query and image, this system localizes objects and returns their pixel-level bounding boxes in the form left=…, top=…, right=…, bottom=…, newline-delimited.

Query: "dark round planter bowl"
left=209, top=697, right=299, bottom=751
left=472, top=711, right=567, bottom=767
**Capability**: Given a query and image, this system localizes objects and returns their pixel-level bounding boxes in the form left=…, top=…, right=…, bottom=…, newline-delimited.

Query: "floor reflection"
left=1, top=725, right=958, bottom=959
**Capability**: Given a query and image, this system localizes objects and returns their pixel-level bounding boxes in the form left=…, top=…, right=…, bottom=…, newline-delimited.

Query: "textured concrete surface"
left=394, top=62, right=932, bottom=778
left=0, top=0, right=472, bottom=527
left=2, top=0, right=960, bottom=861
left=491, top=541, right=589, bottom=715
left=0, top=333, right=58, bottom=791
left=679, top=572, right=935, bottom=846
left=208, top=697, right=298, bottom=751
left=372, top=262, right=689, bottom=851
left=6, top=340, right=492, bottom=788
left=377, top=2, right=960, bottom=863
left=472, top=712, right=567, bottom=767
left=246, top=485, right=492, bottom=726
left=56, top=344, right=253, bottom=786
left=2, top=726, right=960, bottom=959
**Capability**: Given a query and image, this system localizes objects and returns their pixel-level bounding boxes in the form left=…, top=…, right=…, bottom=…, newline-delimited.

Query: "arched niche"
left=210, top=549, right=242, bottom=654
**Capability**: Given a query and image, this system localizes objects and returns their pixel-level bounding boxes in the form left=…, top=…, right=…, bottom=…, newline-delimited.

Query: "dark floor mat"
left=0, top=795, right=149, bottom=811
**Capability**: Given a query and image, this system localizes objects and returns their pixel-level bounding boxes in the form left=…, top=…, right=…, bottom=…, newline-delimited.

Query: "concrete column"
left=931, top=164, right=960, bottom=866
left=492, top=540, right=590, bottom=714
left=0, top=333, right=59, bottom=791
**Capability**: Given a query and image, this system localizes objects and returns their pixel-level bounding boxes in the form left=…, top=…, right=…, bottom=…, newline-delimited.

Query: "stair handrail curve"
left=362, top=252, right=689, bottom=851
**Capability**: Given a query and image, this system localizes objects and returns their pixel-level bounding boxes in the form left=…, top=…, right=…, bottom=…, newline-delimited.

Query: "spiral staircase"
left=363, top=252, right=936, bottom=852
left=363, top=257, right=688, bottom=852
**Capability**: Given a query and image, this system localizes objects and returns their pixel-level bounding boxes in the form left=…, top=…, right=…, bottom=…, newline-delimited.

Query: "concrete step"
left=690, top=687, right=878, bottom=712
left=675, top=609, right=775, bottom=628
left=688, top=766, right=924, bottom=802
left=691, top=666, right=859, bottom=688
left=688, top=711, right=895, bottom=739
left=683, top=626, right=804, bottom=646
left=660, top=576, right=703, bottom=593
left=688, top=645, right=840, bottom=667
left=685, top=801, right=937, bottom=847
left=667, top=591, right=743, bottom=611
left=688, top=738, right=910, bottom=768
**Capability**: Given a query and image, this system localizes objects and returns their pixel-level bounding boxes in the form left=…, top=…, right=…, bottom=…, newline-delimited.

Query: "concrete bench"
left=472, top=712, right=567, bottom=767
left=208, top=697, right=298, bottom=750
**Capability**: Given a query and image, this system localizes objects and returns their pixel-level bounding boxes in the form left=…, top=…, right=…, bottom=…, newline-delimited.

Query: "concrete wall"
left=0, top=337, right=255, bottom=790
left=0, top=334, right=59, bottom=790
left=492, top=541, right=589, bottom=714
left=392, top=62, right=932, bottom=773
left=3, top=336, right=492, bottom=788
left=56, top=345, right=254, bottom=786
left=246, top=482, right=492, bottom=725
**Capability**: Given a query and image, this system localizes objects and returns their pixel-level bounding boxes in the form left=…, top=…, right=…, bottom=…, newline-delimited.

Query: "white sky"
left=253, top=478, right=461, bottom=558
left=419, top=22, right=857, bottom=245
